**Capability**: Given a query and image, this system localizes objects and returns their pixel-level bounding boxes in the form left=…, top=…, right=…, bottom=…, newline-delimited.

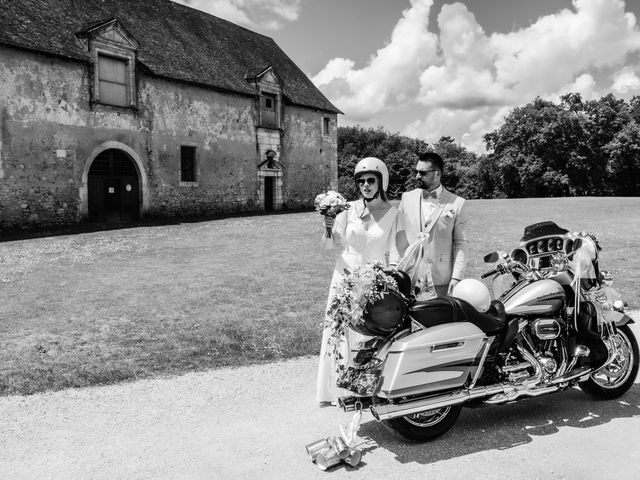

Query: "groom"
left=392, top=151, right=468, bottom=298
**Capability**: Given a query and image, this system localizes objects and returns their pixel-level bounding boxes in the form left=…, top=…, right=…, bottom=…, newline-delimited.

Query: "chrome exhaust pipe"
left=338, top=396, right=373, bottom=412
left=550, top=366, right=592, bottom=384
left=484, top=384, right=559, bottom=404
left=565, top=345, right=590, bottom=373
left=370, top=385, right=507, bottom=422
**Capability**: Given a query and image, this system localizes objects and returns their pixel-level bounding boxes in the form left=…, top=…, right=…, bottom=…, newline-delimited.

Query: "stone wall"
left=139, top=77, right=259, bottom=218
left=0, top=45, right=144, bottom=228
left=0, top=45, right=338, bottom=229
left=281, top=106, right=338, bottom=208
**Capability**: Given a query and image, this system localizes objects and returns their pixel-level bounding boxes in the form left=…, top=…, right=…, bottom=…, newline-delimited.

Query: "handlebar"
left=480, top=260, right=534, bottom=279
left=481, top=269, right=499, bottom=279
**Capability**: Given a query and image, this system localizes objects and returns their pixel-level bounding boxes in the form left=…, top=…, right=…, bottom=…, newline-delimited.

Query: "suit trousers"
left=434, top=285, right=449, bottom=298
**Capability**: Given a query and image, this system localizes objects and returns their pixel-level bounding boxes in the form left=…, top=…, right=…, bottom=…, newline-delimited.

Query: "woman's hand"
left=323, top=215, right=335, bottom=229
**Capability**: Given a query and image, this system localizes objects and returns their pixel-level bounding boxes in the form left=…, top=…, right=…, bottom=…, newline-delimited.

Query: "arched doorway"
left=88, top=149, right=140, bottom=222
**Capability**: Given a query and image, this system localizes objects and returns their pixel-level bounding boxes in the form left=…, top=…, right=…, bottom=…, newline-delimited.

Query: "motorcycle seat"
left=409, top=297, right=506, bottom=335
left=451, top=297, right=506, bottom=335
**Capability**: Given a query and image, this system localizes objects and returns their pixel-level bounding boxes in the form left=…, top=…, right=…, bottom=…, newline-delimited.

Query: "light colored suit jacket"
left=392, top=187, right=468, bottom=286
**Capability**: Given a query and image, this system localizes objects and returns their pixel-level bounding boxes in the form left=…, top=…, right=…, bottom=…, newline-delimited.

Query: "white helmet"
left=451, top=279, right=491, bottom=313
left=354, top=157, right=389, bottom=191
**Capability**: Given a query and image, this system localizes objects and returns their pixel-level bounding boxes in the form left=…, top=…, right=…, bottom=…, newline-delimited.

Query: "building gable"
left=76, top=19, right=139, bottom=51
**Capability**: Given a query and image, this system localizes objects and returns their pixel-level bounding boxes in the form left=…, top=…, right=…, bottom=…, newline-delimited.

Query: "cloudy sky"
left=174, top=0, right=640, bottom=152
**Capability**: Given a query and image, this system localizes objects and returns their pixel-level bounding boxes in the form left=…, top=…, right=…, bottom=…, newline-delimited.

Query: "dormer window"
left=245, top=66, right=282, bottom=130
left=77, top=19, right=138, bottom=108
left=98, top=54, right=129, bottom=107
left=260, top=93, right=278, bottom=129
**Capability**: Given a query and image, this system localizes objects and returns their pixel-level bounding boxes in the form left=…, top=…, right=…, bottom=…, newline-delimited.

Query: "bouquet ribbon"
left=397, top=233, right=437, bottom=301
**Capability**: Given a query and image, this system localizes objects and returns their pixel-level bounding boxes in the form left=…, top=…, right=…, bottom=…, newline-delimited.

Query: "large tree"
left=483, top=93, right=638, bottom=197
left=605, top=122, right=640, bottom=195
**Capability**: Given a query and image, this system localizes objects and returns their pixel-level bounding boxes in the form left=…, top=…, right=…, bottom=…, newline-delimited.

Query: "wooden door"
left=264, top=176, right=274, bottom=212
left=88, top=149, right=140, bottom=222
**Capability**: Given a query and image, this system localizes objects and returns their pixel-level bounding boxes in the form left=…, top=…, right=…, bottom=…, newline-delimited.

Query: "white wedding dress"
left=316, top=201, right=403, bottom=404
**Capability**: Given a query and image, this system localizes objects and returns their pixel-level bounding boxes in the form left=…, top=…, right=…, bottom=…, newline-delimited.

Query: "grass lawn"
left=1, top=197, right=639, bottom=396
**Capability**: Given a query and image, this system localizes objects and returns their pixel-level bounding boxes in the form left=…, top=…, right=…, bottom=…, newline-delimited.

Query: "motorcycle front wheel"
left=579, top=324, right=639, bottom=399
left=383, top=405, right=462, bottom=442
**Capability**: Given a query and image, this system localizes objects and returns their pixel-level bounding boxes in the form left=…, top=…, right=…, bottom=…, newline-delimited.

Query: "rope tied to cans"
left=306, top=405, right=364, bottom=470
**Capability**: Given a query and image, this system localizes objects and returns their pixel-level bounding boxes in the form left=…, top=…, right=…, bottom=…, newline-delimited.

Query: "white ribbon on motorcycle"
left=396, top=232, right=437, bottom=301
left=569, top=234, right=598, bottom=322
left=339, top=408, right=362, bottom=447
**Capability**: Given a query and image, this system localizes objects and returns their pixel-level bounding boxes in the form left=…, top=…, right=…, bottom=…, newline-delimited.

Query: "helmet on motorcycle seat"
left=354, top=157, right=389, bottom=191
left=451, top=279, right=491, bottom=313
left=385, top=269, right=412, bottom=299
left=355, top=290, right=406, bottom=336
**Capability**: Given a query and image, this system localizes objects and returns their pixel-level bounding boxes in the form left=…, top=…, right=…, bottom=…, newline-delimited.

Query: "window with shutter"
left=98, top=55, right=128, bottom=107
left=260, top=93, right=278, bottom=128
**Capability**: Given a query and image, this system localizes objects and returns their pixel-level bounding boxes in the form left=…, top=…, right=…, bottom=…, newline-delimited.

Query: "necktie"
left=422, top=189, right=438, bottom=200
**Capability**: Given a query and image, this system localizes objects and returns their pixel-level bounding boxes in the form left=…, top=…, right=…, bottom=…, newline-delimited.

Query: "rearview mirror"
left=483, top=252, right=500, bottom=263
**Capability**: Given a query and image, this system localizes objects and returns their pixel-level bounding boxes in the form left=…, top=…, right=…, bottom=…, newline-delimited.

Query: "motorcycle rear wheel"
left=579, top=325, right=639, bottom=399
left=383, top=405, right=462, bottom=442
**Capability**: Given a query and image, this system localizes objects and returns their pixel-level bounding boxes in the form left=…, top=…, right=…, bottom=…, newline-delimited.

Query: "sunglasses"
left=415, top=169, right=439, bottom=176
left=357, top=178, right=377, bottom=186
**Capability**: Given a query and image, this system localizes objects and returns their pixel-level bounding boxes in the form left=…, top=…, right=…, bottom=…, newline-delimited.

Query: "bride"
left=317, top=157, right=406, bottom=405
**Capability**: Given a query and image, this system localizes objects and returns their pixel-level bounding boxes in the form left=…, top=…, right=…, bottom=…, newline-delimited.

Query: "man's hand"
left=447, top=278, right=460, bottom=295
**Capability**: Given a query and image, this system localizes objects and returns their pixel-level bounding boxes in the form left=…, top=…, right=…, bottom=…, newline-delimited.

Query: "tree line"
left=337, top=93, right=640, bottom=200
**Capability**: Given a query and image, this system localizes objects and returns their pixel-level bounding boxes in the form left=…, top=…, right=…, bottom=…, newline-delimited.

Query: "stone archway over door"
left=88, top=149, right=140, bottom=222
left=258, top=161, right=283, bottom=211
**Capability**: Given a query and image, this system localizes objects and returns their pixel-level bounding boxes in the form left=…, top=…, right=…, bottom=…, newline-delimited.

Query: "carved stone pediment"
left=77, top=19, right=138, bottom=50
left=245, top=66, right=282, bottom=89
left=260, top=70, right=280, bottom=87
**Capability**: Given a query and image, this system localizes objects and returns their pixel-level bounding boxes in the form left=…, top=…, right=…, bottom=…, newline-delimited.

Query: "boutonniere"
left=443, top=209, right=456, bottom=219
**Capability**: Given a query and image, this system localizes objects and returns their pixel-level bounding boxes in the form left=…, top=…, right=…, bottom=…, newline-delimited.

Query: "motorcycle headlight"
left=613, top=300, right=625, bottom=312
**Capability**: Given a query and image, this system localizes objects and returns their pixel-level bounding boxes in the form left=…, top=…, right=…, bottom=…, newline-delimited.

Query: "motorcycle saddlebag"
left=378, top=322, right=486, bottom=399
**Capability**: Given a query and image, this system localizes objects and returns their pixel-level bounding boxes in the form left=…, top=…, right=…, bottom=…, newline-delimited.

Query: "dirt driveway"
left=1, top=321, right=639, bottom=480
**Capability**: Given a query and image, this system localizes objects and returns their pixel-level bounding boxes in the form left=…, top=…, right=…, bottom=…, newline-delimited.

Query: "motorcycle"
left=336, top=221, right=639, bottom=442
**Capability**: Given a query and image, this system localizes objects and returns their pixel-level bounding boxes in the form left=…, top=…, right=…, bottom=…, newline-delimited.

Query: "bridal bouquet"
left=326, top=262, right=398, bottom=375
left=314, top=190, right=350, bottom=238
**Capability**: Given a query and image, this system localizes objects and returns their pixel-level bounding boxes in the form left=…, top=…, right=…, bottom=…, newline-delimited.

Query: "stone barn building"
left=0, top=0, right=341, bottom=229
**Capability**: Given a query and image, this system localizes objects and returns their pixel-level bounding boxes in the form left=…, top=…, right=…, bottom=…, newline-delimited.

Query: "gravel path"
left=1, top=319, right=639, bottom=480
left=0, top=355, right=358, bottom=480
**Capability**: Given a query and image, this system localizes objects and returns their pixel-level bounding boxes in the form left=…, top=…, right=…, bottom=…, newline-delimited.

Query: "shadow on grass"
left=357, top=385, right=640, bottom=465
left=0, top=207, right=314, bottom=243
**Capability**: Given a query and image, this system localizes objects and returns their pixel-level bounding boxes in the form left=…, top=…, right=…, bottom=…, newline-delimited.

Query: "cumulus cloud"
left=173, top=0, right=300, bottom=30
left=311, top=0, right=439, bottom=119
left=611, top=66, right=640, bottom=94
left=313, top=0, right=640, bottom=152
left=554, top=74, right=600, bottom=101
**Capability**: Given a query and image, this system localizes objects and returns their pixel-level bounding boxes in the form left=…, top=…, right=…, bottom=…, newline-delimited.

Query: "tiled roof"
left=0, top=0, right=341, bottom=114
